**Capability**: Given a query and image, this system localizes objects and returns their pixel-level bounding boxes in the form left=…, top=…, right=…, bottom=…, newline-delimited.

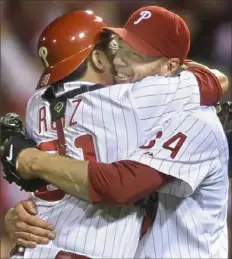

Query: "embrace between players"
left=1, top=5, right=231, bottom=259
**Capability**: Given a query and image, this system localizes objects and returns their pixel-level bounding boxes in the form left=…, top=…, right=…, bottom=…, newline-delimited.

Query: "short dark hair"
left=58, top=32, right=113, bottom=84
left=59, top=59, right=88, bottom=84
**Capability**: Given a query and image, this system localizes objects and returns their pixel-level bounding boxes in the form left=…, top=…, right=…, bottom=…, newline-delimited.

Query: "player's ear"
left=159, top=58, right=181, bottom=76
left=90, top=49, right=105, bottom=72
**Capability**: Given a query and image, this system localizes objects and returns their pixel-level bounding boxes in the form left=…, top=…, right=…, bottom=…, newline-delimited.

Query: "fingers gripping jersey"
left=24, top=72, right=202, bottom=258
left=128, top=107, right=229, bottom=258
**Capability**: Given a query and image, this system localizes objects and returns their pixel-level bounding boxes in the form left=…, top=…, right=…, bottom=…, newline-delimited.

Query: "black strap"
left=41, top=83, right=104, bottom=156
left=42, top=83, right=104, bottom=121
left=56, top=118, right=66, bottom=156
left=42, top=84, right=104, bottom=105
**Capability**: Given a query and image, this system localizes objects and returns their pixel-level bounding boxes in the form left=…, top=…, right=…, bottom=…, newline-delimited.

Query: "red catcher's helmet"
left=37, top=10, right=108, bottom=89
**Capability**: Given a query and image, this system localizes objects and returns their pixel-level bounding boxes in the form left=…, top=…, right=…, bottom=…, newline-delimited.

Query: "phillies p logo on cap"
left=134, top=11, right=152, bottom=25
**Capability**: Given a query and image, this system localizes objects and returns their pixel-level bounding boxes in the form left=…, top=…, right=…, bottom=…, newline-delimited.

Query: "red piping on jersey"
left=88, top=160, right=174, bottom=205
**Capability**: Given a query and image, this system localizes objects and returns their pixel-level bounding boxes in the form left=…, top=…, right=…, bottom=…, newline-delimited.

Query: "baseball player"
left=2, top=6, right=229, bottom=259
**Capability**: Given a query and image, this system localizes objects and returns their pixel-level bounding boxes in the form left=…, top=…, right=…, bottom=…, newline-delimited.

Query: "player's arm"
left=4, top=155, right=170, bottom=249
left=17, top=109, right=225, bottom=202
left=16, top=148, right=173, bottom=204
left=184, top=61, right=229, bottom=103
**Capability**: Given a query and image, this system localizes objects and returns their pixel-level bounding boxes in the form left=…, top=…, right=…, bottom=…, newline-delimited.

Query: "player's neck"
left=79, top=67, right=106, bottom=86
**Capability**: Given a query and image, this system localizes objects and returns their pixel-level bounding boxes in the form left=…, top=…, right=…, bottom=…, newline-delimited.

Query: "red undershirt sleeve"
left=88, top=160, right=174, bottom=205
left=186, top=66, right=222, bottom=105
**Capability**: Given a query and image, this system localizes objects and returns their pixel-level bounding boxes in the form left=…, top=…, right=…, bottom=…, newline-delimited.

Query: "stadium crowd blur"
left=1, top=0, right=231, bottom=257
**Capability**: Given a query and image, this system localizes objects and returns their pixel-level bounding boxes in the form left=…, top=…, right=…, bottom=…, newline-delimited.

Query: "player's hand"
left=5, top=200, right=56, bottom=248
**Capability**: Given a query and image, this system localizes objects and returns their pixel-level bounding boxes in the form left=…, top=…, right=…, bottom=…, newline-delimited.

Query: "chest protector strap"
left=42, top=83, right=104, bottom=156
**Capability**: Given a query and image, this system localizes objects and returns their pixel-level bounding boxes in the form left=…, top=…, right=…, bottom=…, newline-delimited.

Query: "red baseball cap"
left=104, top=6, right=190, bottom=62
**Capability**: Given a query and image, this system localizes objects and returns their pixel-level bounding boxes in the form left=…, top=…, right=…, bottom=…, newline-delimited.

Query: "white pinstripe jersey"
left=23, top=71, right=204, bottom=258
left=129, top=107, right=229, bottom=258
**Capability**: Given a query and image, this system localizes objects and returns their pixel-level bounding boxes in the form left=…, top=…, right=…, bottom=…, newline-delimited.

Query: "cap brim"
left=104, top=27, right=163, bottom=57
left=36, top=45, right=93, bottom=89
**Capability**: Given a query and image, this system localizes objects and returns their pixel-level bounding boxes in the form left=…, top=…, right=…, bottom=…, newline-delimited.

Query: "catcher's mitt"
left=0, top=113, right=48, bottom=192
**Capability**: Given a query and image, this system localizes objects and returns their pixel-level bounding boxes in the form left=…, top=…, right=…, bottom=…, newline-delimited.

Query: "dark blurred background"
left=1, top=0, right=231, bottom=257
